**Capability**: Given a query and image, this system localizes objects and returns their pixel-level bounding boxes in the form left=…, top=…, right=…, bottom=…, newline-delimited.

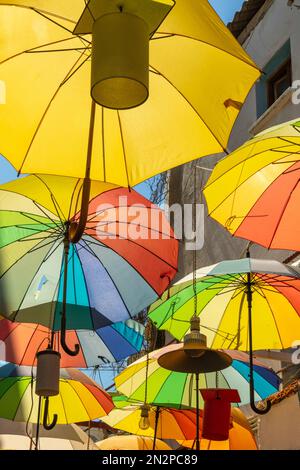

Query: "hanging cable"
left=193, top=163, right=198, bottom=319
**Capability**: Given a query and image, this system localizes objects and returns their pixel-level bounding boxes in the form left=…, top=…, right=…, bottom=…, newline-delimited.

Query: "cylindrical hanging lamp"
left=91, top=12, right=149, bottom=109
left=35, top=349, right=61, bottom=397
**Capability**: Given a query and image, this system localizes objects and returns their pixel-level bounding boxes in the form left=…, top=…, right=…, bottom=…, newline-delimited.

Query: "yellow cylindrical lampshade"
left=91, top=12, right=149, bottom=109
left=35, top=349, right=61, bottom=397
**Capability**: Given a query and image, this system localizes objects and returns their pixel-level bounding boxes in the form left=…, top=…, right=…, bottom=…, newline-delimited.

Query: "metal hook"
left=250, top=391, right=272, bottom=415
left=42, top=397, right=58, bottom=431
left=60, top=309, right=80, bottom=356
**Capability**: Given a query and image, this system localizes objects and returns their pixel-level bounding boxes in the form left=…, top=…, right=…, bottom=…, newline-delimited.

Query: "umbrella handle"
left=247, top=268, right=272, bottom=416
left=60, top=310, right=80, bottom=356
left=42, top=397, right=58, bottom=431
left=250, top=394, right=272, bottom=415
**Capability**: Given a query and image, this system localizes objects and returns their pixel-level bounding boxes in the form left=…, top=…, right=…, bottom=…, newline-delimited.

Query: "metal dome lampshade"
left=158, top=316, right=232, bottom=451
left=74, top=0, right=175, bottom=109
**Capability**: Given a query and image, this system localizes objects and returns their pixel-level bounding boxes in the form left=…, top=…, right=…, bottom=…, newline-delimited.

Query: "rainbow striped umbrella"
left=204, top=118, right=300, bottom=251
left=0, top=318, right=144, bottom=367
left=0, top=364, right=113, bottom=424
left=0, top=174, right=177, bottom=354
left=115, top=344, right=279, bottom=409
left=149, top=258, right=300, bottom=351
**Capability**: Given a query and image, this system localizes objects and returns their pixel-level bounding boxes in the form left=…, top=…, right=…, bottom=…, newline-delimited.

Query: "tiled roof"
left=228, top=0, right=267, bottom=38
left=258, top=379, right=300, bottom=409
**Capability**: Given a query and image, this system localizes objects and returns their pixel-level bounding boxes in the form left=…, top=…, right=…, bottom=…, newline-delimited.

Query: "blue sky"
left=0, top=0, right=245, bottom=191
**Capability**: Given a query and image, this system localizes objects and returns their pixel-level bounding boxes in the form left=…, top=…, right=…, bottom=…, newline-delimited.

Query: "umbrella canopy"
left=178, top=409, right=257, bottom=450
left=0, top=419, right=98, bottom=450
left=0, top=174, right=177, bottom=328
left=115, top=344, right=279, bottom=409
left=0, top=0, right=259, bottom=186
left=96, top=435, right=171, bottom=451
left=101, top=404, right=198, bottom=440
left=203, top=118, right=300, bottom=251
left=0, top=364, right=114, bottom=424
left=0, top=318, right=144, bottom=367
left=149, top=258, right=300, bottom=350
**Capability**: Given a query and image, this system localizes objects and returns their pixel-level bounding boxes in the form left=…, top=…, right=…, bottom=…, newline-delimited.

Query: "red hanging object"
left=200, top=389, right=241, bottom=441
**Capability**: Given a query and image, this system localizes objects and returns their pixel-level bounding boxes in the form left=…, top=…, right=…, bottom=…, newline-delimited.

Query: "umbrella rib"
left=17, top=210, right=60, bottom=230
left=18, top=50, right=90, bottom=175
left=19, top=323, right=48, bottom=367
left=11, top=240, right=60, bottom=319
left=27, top=46, right=90, bottom=53
left=86, top=233, right=178, bottom=273
left=31, top=8, right=91, bottom=45
left=0, top=36, right=83, bottom=66
left=204, top=140, right=297, bottom=193
left=153, top=32, right=260, bottom=72
left=68, top=178, right=82, bottom=221
left=149, top=65, right=228, bottom=154
left=117, top=111, right=131, bottom=189
left=77, top=237, right=132, bottom=318
left=33, top=174, right=68, bottom=223
left=91, top=218, right=176, bottom=240
left=266, top=175, right=300, bottom=249
left=256, top=286, right=284, bottom=349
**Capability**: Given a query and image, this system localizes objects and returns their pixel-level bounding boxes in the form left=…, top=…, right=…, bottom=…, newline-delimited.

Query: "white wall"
left=229, top=0, right=300, bottom=151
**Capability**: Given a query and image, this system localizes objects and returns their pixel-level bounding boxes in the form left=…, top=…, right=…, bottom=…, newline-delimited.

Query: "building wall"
left=168, top=0, right=300, bottom=277
left=257, top=394, right=300, bottom=450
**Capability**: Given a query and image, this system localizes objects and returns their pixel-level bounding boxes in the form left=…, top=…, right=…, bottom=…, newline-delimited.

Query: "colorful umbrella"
left=96, top=435, right=171, bottom=451
left=178, top=409, right=257, bottom=450
left=115, top=344, right=279, bottom=409
left=0, top=0, right=259, bottom=187
left=203, top=118, right=300, bottom=251
left=0, top=318, right=145, bottom=367
left=0, top=174, right=177, bottom=354
left=0, top=419, right=99, bottom=450
left=149, top=257, right=300, bottom=414
left=101, top=404, right=198, bottom=441
left=0, top=364, right=114, bottom=425
left=149, top=258, right=300, bottom=351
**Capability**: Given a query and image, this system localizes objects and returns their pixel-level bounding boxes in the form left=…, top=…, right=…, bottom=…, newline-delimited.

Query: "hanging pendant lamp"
left=74, top=0, right=175, bottom=109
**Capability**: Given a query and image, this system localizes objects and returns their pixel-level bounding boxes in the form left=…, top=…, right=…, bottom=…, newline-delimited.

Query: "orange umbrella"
left=178, top=409, right=257, bottom=450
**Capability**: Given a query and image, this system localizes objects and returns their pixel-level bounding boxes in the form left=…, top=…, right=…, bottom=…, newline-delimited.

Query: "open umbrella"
left=0, top=174, right=177, bottom=355
left=203, top=118, right=300, bottom=251
left=114, top=344, right=279, bottom=409
left=0, top=0, right=259, bottom=245
left=0, top=364, right=113, bottom=427
left=149, top=258, right=300, bottom=351
left=0, top=0, right=259, bottom=187
left=0, top=318, right=145, bottom=367
left=101, top=403, right=198, bottom=441
left=96, top=435, right=171, bottom=451
left=149, top=257, right=299, bottom=413
left=178, top=409, right=257, bottom=450
left=0, top=419, right=99, bottom=450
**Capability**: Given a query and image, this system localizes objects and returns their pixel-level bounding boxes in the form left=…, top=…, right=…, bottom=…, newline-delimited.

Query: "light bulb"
left=139, top=404, right=150, bottom=430
left=139, top=415, right=150, bottom=430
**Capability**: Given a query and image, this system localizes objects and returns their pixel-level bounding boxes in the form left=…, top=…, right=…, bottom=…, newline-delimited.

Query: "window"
left=256, top=40, right=292, bottom=118
left=267, top=59, right=292, bottom=107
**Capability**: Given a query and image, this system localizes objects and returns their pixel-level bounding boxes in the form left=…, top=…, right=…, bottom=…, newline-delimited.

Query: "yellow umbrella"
left=0, top=0, right=259, bottom=187
left=96, top=435, right=171, bottom=451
